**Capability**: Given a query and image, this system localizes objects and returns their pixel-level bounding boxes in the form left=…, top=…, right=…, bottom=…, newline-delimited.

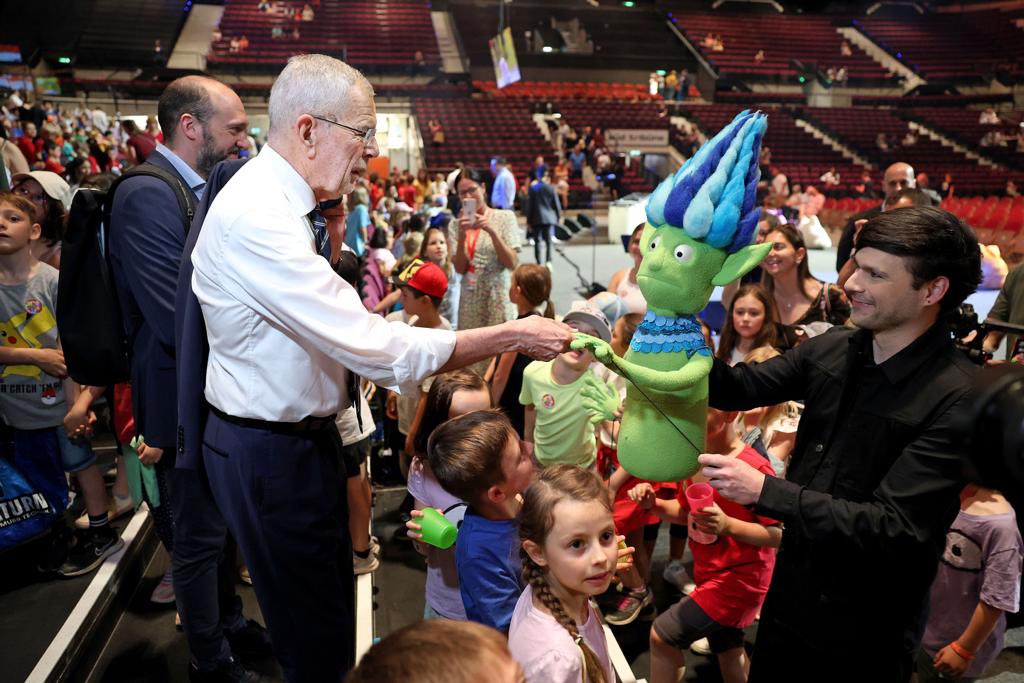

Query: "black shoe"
left=226, top=619, right=273, bottom=660
left=188, top=657, right=261, bottom=683
left=392, top=524, right=413, bottom=543
left=36, top=527, right=71, bottom=574
left=57, top=528, right=123, bottom=577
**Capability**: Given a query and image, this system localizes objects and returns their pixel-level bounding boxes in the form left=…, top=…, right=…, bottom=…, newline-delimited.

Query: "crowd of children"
left=352, top=240, right=1022, bottom=683
left=1, top=95, right=1020, bottom=681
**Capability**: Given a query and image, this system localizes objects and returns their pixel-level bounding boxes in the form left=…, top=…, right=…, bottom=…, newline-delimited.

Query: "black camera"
left=951, top=304, right=1024, bottom=365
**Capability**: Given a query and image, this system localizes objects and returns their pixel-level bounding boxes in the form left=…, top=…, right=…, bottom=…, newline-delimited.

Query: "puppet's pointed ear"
left=712, top=242, right=772, bottom=286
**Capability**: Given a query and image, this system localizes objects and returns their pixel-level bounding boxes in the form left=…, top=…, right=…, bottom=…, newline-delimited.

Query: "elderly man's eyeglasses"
left=311, top=115, right=376, bottom=146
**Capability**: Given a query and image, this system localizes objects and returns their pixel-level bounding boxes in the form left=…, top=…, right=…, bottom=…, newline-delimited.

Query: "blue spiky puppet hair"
left=646, top=110, right=767, bottom=254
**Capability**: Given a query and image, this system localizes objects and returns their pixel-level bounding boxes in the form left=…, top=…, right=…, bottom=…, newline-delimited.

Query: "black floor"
left=90, top=547, right=282, bottom=683
left=0, top=441, right=126, bottom=682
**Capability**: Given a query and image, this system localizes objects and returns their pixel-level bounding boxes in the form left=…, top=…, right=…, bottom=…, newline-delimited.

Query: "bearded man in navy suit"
left=109, top=76, right=270, bottom=683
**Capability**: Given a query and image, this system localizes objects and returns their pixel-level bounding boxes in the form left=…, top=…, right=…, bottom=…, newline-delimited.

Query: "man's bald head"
left=883, top=162, right=916, bottom=203
left=158, top=76, right=241, bottom=146
left=158, top=75, right=249, bottom=177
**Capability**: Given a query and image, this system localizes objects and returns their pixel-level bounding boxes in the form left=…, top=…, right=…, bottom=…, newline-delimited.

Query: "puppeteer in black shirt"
left=710, top=321, right=976, bottom=681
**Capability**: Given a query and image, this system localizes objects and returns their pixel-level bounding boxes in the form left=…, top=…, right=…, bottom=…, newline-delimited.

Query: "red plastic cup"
left=685, top=482, right=717, bottom=544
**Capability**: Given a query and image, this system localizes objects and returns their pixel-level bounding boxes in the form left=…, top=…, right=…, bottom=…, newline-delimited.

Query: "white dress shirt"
left=191, top=144, right=457, bottom=421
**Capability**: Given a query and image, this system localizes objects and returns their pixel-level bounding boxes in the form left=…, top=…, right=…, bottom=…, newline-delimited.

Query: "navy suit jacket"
left=109, top=150, right=196, bottom=450
left=175, top=159, right=247, bottom=470
left=526, top=179, right=561, bottom=227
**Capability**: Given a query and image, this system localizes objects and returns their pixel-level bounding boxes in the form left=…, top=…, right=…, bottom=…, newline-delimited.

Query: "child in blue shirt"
left=427, top=409, right=534, bottom=632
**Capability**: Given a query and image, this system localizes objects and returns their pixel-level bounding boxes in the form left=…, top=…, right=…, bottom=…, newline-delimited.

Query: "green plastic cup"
left=418, top=507, right=458, bottom=549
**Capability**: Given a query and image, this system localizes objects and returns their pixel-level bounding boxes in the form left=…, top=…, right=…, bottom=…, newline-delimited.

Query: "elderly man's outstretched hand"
left=513, top=316, right=574, bottom=360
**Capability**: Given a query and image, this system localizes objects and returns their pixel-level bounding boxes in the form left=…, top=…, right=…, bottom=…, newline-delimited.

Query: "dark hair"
left=427, top=409, right=515, bottom=504
left=453, top=167, right=487, bottom=190
left=512, top=264, right=554, bottom=318
left=856, top=206, right=981, bottom=316
left=79, top=172, right=117, bottom=192
left=412, top=369, right=488, bottom=455
left=368, top=228, right=389, bottom=250
left=761, top=222, right=814, bottom=300
left=0, top=192, right=38, bottom=223
left=348, top=619, right=512, bottom=683
left=889, top=187, right=934, bottom=208
left=758, top=209, right=780, bottom=232
left=333, top=250, right=361, bottom=287
left=11, top=177, right=64, bottom=244
left=615, top=312, right=644, bottom=350
left=400, top=284, right=442, bottom=310
left=158, top=76, right=216, bottom=146
left=717, top=284, right=779, bottom=362
left=406, top=214, right=425, bottom=233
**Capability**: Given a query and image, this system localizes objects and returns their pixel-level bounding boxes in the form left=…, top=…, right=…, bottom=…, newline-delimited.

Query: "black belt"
left=211, top=407, right=337, bottom=434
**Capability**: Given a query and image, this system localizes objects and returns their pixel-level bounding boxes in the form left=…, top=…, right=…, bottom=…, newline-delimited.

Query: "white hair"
left=267, top=54, right=373, bottom=138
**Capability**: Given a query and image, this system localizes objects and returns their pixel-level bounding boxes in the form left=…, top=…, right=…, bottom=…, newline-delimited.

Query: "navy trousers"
left=201, top=411, right=354, bottom=683
left=170, top=464, right=246, bottom=667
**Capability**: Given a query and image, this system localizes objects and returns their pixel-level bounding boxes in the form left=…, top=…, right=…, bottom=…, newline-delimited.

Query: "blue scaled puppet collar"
left=630, top=311, right=711, bottom=357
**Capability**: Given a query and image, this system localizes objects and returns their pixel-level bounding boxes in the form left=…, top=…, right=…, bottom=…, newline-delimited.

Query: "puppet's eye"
left=674, top=245, right=694, bottom=263
left=649, top=236, right=660, bottom=251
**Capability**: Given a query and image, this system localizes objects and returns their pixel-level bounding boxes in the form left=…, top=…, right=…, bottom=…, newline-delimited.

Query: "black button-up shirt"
left=710, top=322, right=975, bottom=676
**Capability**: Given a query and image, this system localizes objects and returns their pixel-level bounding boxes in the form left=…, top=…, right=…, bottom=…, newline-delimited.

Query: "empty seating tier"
left=669, top=11, right=888, bottom=83
left=855, top=11, right=1024, bottom=82
left=209, top=0, right=440, bottom=71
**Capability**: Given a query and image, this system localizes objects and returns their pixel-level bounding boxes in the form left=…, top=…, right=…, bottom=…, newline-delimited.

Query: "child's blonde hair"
left=519, top=465, right=611, bottom=683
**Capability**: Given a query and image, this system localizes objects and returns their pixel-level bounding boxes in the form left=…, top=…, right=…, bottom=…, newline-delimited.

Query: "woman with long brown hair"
left=760, top=222, right=849, bottom=330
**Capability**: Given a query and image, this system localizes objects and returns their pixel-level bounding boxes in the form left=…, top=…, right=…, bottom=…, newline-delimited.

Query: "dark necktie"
left=307, top=208, right=332, bottom=262
left=311, top=205, right=363, bottom=424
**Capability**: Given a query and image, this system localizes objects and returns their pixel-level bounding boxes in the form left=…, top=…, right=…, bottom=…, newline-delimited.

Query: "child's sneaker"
left=57, top=527, right=123, bottom=577
left=604, top=586, right=653, bottom=626
left=74, top=494, right=134, bottom=529
left=354, top=551, right=380, bottom=576
left=663, top=559, right=696, bottom=595
left=690, top=637, right=712, bottom=656
left=36, top=526, right=72, bottom=574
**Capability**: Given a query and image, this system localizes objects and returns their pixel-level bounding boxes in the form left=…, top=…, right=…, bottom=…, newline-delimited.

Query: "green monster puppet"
left=573, top=110, right=772, bottom=482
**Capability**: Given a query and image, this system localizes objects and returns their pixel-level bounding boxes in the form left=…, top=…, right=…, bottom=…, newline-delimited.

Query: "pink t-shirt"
left=407, top=457, right=467, bottom=619
left=509, top=585, right=614, bottom=683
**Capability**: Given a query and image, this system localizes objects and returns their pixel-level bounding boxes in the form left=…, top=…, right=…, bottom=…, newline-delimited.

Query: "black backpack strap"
left=105, top=163, right=197, bottom=236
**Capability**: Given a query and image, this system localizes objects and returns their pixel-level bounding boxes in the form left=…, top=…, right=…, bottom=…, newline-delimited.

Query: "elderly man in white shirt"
left=191, top=54, right=570, bottom=683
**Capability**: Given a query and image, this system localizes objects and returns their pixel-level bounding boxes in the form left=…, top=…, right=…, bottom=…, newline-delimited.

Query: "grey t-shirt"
left=921, top=508, right=1023, bottom=677
left=0, top=264, right=67, bottom=430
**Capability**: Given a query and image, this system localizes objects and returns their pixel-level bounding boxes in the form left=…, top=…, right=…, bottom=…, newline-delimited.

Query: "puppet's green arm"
left=611, top=352, right=713, bottom=393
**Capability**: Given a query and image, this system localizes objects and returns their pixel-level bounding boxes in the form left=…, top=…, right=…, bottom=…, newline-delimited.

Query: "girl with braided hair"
left=510, top=465, right=638, bottom=683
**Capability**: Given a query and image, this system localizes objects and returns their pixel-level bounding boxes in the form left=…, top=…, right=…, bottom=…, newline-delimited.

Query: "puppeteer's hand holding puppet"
left=572, top=110, right=772, bottom=482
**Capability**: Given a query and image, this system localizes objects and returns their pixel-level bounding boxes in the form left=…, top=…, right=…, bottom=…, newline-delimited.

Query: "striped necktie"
left=307, top=208, right=332, bottom=262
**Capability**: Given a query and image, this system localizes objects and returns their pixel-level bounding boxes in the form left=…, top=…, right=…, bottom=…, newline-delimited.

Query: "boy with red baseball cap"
left=385, top=259, right=452, bottom=521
